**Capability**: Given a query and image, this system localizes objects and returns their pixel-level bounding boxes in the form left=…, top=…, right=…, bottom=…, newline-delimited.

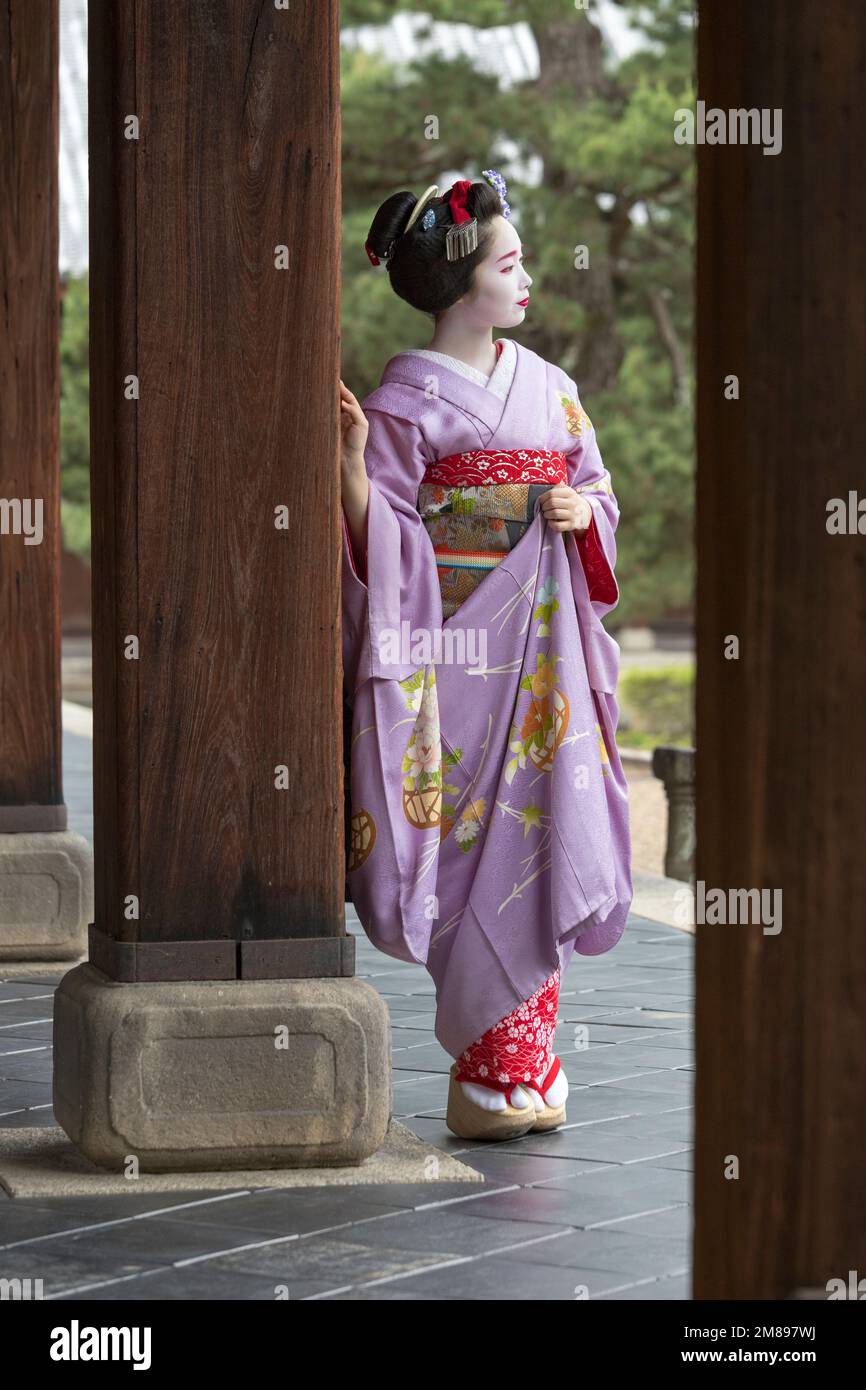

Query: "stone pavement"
left=0, top=716, right=694, bottom=1301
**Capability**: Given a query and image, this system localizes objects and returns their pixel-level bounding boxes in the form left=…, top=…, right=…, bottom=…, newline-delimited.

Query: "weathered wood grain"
left=696, top=0, right=866, bottom=1298
left=0, top=1, right=64, bottom=828
left=89, top=1, right=344, bottom=965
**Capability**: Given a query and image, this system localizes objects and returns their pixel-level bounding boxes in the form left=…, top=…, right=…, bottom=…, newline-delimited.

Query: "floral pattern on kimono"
left=341, top=338, right=632, bottom=1060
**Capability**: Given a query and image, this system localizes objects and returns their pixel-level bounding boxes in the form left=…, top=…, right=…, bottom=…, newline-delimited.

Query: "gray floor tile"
left=598, top=1271, right=691, bottom=1299
left=0, top=1023, right=55, bottom=1041
left=578, top=1111, right=693, bottom=1142
left=0, top=1106, right=56, bottom=1129
left=0, top=1238, right=170, bottom=1293
left=389, top=1042, right=451, bottom=1071
left=153, top=1187, right=416, bottom=1237
left=325, top=1251, right=630, bottom=1300
left=335, top=1180, right=496, bottom=1210
left=539, top=1162, right=691, bottom=1205
left=0, top=1079, right=52, bottom=1109
left=0, top=985, right=59, bottom=1001
left=600, top=1206, right=693, bottom=1240
left=55, top=1265, right=290, bottom=1301
left=0, top=1053, right=55, bottom=1082
left=510, top=1127, right=691, bottom=1166
left=281, top=1206, right=573, bottom=1258
left=201, top=1231, right=486, bottom=1290
left=447, top=1150, right=612, bottom=1186
left=643, top=1151, right=693, bottom=1171
left=0, top=1001, right=56, bottom=1026
left=486, top=1227, right=689, bottom=1276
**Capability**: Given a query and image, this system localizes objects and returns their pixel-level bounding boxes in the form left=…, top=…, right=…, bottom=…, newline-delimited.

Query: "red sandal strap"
left=540, top=1055, right=561, bottom=1098
left=454, top=1068, right=529, bottom=1109
left=453, top=1067, right=513, bottom=1095
left=455, top=1057, right=560, bottom=1105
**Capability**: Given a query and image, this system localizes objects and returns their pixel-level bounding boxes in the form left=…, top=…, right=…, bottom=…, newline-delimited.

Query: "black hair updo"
left=365, top=180, right=505, bottom=316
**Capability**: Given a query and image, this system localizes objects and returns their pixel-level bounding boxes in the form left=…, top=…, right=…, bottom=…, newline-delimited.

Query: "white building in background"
left=58, top=0, right=645, bottom=274
left=59, top=0, right=88, bottom=275
left=340, top=4, right=644, bottom=79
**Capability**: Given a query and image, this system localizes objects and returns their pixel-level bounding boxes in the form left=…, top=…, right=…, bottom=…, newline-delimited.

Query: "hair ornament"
left=482, top=168, right=511, bottom=219
left=445, top=179, right=478, bottom=262
left=404, top=185, right=440, bottom=235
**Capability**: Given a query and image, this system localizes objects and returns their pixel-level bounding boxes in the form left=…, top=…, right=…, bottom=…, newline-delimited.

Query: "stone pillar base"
left=651, top=746, right=696, bottom=883
left=53, top=962, right=392, bottom=1172
left=0, top=831, right=92, bottom=961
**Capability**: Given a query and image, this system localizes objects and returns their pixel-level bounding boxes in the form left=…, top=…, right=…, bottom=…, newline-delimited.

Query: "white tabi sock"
left=459, top=1081, right=535, bottom=1112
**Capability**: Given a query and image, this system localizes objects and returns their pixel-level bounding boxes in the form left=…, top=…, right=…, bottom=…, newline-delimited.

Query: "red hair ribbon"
left=448, top=179, right=473, bottom=225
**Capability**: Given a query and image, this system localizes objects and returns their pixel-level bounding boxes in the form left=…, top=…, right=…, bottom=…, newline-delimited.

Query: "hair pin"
left=445, top=180, right=477, bottom=261
left=404, top=185, right=440, bottom=234
left=445, top=221, right=478, bottom=261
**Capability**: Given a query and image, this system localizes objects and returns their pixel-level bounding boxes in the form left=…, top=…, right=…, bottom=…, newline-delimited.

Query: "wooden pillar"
left=87, top=0, right=349, bottom=979
left=0, top=0, right=91, bottom=960
left=0, top=0, right=62, bottom=830
left=696, top=1, right=866, bottom=1296
left=52, top=0, right=389, bottom=1171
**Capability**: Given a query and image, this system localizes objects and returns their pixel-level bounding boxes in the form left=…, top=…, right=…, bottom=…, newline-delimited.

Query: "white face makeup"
left=455, top=215, right=533, bottom=329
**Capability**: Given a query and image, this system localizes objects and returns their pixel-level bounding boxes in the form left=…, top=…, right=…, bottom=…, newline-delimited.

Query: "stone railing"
left=651, top=745, right=696, bottom=883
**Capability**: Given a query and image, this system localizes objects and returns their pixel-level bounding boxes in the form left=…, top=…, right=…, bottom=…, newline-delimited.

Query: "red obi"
left=422, top=448, right=567, bottom=487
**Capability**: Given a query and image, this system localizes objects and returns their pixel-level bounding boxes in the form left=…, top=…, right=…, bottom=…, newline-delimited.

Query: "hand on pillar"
left=339, top=381, right=370, bottom=573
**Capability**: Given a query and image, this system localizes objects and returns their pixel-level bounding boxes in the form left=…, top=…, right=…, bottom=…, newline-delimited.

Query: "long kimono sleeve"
left=561, top=381, right=623, bottom=695
left=341, top=406, right=442, bottom=695
left=342, top=508, right=367, bottom=587
left=563, top=382, right=620, bottom=615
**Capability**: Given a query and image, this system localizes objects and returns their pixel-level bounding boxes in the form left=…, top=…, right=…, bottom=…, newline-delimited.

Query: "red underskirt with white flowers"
left=454, top=968, right=562, bottom=1097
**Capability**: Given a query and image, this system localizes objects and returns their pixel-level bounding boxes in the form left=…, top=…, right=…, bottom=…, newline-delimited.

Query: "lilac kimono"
left=341, top=338, right=632, bottom=1060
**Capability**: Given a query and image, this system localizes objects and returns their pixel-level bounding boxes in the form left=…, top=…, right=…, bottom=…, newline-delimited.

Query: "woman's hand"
left=538, top=485, right=593, bottom=534
left=339, top=380, right=370, bottom=572
left=340, top=380, right=369, bottom=493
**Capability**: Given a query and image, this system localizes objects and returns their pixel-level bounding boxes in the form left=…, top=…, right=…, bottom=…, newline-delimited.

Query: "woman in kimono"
left=339, top=172, right=632, bottom=1141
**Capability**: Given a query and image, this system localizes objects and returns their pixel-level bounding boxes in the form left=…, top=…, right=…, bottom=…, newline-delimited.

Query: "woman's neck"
left=425, top=326, right=497, bottom=378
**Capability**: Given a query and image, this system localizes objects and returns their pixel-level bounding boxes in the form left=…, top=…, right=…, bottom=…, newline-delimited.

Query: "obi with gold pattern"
left=417, top=449, right=568, bottom=619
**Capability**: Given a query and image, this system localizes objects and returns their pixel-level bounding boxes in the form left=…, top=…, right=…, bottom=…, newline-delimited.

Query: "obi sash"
left=417, top=449, right=567, bottom=619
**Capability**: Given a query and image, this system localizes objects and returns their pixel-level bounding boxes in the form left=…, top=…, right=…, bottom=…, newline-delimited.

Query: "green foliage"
left=340, top=0, right=695, bottom=627
left=59, top=273, right=90, bottom=558
left=594, top=342, right=694, bottom=624
left=619, top=663, right=694, bottom=746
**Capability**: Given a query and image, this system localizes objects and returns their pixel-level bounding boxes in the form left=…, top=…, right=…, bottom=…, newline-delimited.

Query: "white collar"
left=394, top=339, right=516, bottom=398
